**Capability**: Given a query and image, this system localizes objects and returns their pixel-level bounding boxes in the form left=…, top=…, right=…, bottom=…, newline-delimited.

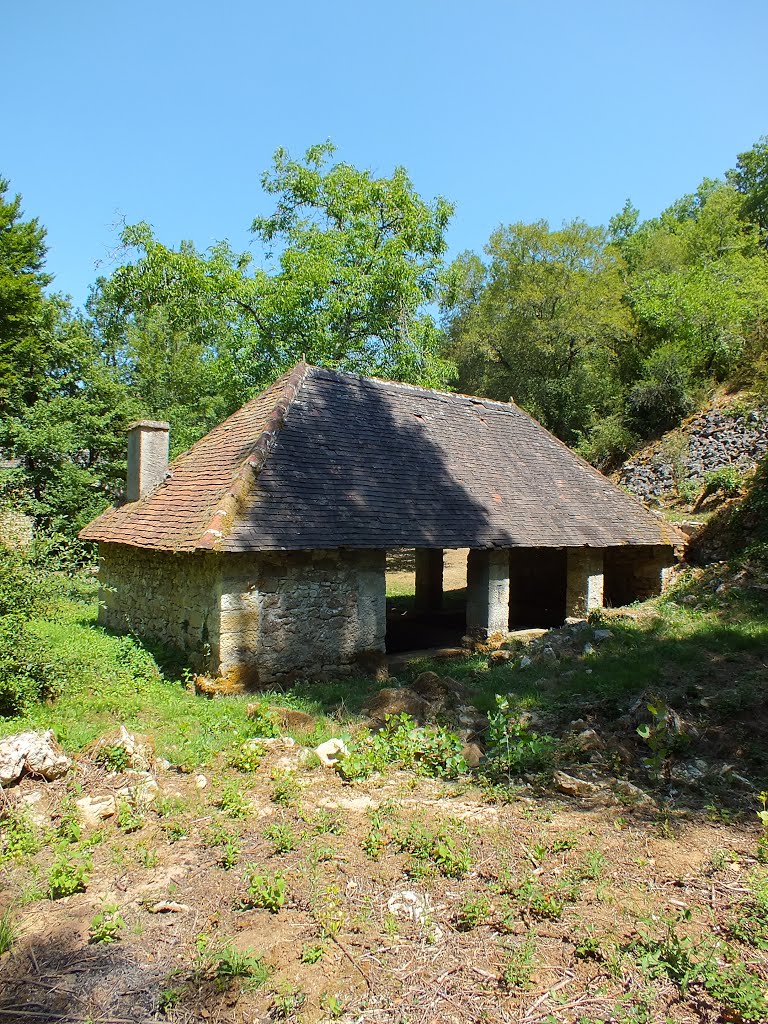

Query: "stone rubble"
left=0, top=730, right=71, bottom=787
left=619, top=404, right=768, bottom=503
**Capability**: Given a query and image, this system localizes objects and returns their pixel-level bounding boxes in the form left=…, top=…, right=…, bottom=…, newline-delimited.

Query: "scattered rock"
left=0, top=730, right=71, bottom=787
left=461, top=742, right=484, bottom=768
left=267, top=707, right=316, bottom=733
left=519, top=655, right=532, bottom=669
left=76, top=794, right=117, bottom=827
left=19, top=790, right=49, bottom=827
left=490, top=649, right=512, bottom=663
left=572, top=728, right=604, bottom=753
left=148, top=901, right=190, bottom=914
left=593, top=629, right=614, bottom=642
left=582, top=642, right=595, bottom=656
left=612, top=780, right=655, bottom=807
left=553, top=771, right=604, bottom=797
left=362, top=687, right=433, bottom=726
left=195, top=774, right=208, bottom=790
left=539, top=646, right=558, bottom=663
left=315, top=738, right=349, bottom=767
left=117, top=772, right=159, bottom=807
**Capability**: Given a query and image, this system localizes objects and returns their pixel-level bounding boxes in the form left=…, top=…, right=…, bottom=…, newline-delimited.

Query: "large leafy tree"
left=0, top=178, right=52, bottom=418
left=89, top=142, right=456, bottom=449
left=441, top=220, right=630, bottom=443
left=0, top=179, right=138, bottom=538
left=727, top=135, right=768, bottom=243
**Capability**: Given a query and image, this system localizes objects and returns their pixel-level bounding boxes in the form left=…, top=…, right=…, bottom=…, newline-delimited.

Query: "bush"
left=627, top=351, right=695, bottom=436
left=0, top=615, right=61, bottom=716
left=577, top=415, right=639, bottom=470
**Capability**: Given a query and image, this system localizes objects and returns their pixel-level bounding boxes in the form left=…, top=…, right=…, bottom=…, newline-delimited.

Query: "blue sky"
left=4, top=0, right=767, bottom=308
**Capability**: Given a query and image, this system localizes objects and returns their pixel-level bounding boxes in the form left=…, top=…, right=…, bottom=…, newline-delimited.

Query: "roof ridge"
left=196, top=360, right=309, bottom=550
left=308, top=364, right=519, bottom=410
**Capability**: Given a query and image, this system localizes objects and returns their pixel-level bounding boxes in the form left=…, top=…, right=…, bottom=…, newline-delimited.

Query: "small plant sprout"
left=89, top=903, right=124, bottom=944
left=239, top=868, right=286, bottom=912
left=0, top=907, right=17, bottom=955
left=300, top=942, right=325, bottom=964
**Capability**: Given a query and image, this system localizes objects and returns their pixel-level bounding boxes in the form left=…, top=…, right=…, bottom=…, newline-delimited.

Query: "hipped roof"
left=80, top=362, right=684, bottom=552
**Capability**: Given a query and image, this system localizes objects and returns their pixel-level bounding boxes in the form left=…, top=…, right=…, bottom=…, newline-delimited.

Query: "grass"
left=0, top=579, right=346, bottom=769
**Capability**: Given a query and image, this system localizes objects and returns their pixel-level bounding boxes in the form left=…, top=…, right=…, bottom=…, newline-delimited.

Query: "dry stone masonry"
left=620, top=405, right=768, bottom=502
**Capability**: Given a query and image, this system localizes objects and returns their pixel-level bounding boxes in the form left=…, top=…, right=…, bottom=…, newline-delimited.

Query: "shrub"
left=483, top=696, right=558, bottom=779
left=337, top=714, right=467, bottom=782
left=577, top=414, right=639, bottom=470
left=626, top=351, right=695, bottom=436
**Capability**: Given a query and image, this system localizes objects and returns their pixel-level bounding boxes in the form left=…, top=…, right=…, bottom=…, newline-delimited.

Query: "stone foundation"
left=97, top=543, right=386, bottom=686
left=97, top=544, right=220, bottom=671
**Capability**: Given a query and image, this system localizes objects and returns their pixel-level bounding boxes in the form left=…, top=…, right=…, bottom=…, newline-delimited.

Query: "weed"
left=272, top=983, right=307, bottom=1019
left=0, top=808, right=41, bottom=861
left=579, top=849, right=607, bottom=881
left=270, top=769, right=299, bottom=806
left=136, top=844, right=159, bottom=868
left=48, top=849, right=91, bottom=899
left=216, top=783, right=249, bottom=818
left=0, top=907, right=17, bottom=954
left=116, top=800, right=144, bottom=833
left=484, top=696, right=557, bottom=779
left=395, top=819, right=471, bottom=879
left=162, top=819, right=188, bottom=843
left=636, top=697, right=687, bottom=778
left=362, top=810, right=386, bottom=860
left=455, top=894, right=490, bottom=931
left=311, top=883, right=346, bottom=937
left=300, top=943, right=325, bottom=964
left=230, top=739, right=265, bottom=773
left=94, top=744, right=130, bottom=773
left=193, top=934, right=270, bottom=991
left=89, top=903, right=124, bottom=944
left=574, top=931, right=606, bottom=962
left=728, top=871, right=768, bottom=949
left=239, top=868, right=286, bottom=912
left=155, top=795, right=187, bottom=818
left=57, top=797, right=82, bottom=844
left=263, top=821, right=298, bottom=854
left=321, top=992, right=345, bottom=1018
left=303, top=808, right=345, bottom=835
left=512, top=876, right=564, bottom=920
left=337, top=713, right=466, bottom=781
left=158, top=988, right=182, bottom=1014
left=502, top=934, right=536, bottom=990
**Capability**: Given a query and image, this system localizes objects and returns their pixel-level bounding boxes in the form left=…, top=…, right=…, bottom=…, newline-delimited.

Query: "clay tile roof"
left=80, top=363, right=685, bottom=552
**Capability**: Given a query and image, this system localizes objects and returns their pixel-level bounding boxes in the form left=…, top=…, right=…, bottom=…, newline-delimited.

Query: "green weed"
left=48, top=849, right=91, bottom=899
left=89, top=903, right=124, bottom=944
left=239, top=868, right=286, bottom=912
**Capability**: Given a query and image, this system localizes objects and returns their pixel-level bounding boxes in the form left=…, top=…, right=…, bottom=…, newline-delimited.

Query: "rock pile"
left=619, top=405, right=768, bottom=503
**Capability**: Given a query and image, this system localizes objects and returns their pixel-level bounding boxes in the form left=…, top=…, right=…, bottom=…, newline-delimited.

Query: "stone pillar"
left=356, top=550, right=387, bottom=652
left=414, top=549, right=443, bottom=612
left=566, top=548, right=604, bottom=619
left=466, top=548, right=510, bottom=639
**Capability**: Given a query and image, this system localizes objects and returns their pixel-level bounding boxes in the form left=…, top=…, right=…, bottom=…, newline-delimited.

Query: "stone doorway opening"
left=509, top=548, right=568, bottom=628
left=384, top=548, right=468, bottom=654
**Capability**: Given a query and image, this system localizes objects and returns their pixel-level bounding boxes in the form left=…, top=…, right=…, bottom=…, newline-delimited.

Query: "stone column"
left=565, top=548, right=604, bottom=619
left=414, top=549, right=444, bottom=612
left=356, top=550, right=387, bottom=652
left=466, top=548, right=510, bottom=639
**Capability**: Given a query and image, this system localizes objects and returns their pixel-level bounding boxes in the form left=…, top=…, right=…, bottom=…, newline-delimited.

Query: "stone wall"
left=97, top=544, right=220, bottom=671
left=219, top=549, right=386, bottom=685
left=619, top=405, right=768, bottom=503
left=604, top=545, right=676, bottom=606
left=98, top=544, right=387, bottom=686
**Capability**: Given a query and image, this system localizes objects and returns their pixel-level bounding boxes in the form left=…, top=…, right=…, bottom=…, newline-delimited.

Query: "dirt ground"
left=386, top=548, right=469, bottom=595
left=1, top=738, right=766, bottom=1024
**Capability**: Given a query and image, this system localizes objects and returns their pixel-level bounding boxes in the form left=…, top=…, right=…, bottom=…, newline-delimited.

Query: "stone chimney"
left=126, top=421, right=170, bottom=502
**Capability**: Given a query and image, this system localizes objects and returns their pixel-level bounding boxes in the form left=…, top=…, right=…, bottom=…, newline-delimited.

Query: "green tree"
left=89, top=142, right=456, bottom=439
left=727, top=135, right=768, bottom=242
left=0, top=178, right=52, bottom=418
left=442, top=219, right=630, bottom=443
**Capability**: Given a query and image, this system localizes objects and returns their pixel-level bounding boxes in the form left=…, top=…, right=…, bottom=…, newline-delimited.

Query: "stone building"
left=80, top=362, right=683, bottom=685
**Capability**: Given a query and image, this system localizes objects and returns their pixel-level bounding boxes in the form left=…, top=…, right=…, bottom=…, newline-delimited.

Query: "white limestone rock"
left=76, top=794, right=117, bottom=827
left=0, top=730, right=71, bottom=787
left=315, top=738, right=349, bottom=767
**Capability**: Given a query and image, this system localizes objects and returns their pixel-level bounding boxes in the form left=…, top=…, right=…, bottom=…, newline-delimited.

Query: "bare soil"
left=1, top=738, right=766, bottom=1024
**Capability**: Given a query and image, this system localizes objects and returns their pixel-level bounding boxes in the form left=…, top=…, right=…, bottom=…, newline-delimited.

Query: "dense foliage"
left=442, top=137, right=768, bottom=466
left=2, top=137, right=767, bottom=543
